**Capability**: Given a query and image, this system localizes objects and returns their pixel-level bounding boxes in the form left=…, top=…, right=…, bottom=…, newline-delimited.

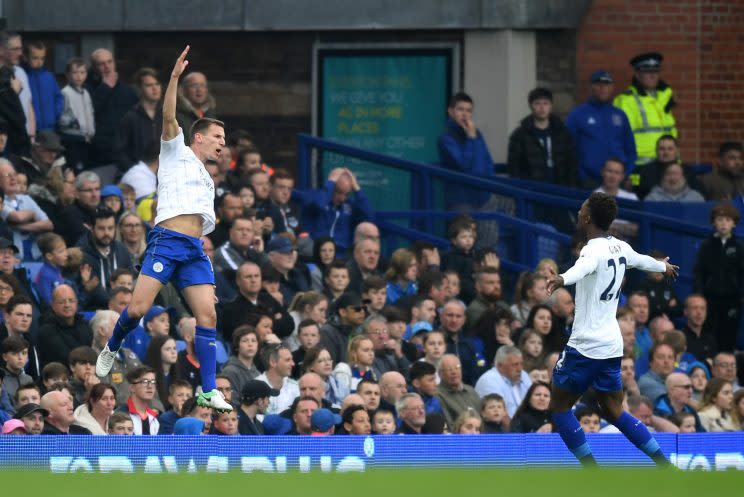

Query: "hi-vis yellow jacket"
left=614, top=80, right=677, bottom=165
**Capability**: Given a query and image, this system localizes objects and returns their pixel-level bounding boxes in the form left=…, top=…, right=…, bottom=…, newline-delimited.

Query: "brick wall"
left=576, top=0, right=744, bottom=165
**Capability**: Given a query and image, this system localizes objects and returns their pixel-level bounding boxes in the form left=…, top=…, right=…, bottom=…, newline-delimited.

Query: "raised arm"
left=162, top=46, right=190, bottom=141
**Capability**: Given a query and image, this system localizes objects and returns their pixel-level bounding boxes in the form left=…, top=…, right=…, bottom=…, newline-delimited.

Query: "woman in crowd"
left=116, top=211, right=147, bottom=262
left=73, top=383, right=117, bottom=435
left=303, top=345, right=350, bottom=406
left=453, top=408, right=483, bottom=434
left=28, top=165, right=76, bottom=228
left=517, top=304, right=563, bottom=354
left=344, top=335, right=376, bottom=391
left=286, top=291, right=329, bottom=351
left=419, top=330, right=446, bottom=383
left=509, top=381, right=552, bottom=433
left=471, top=307, right=515, bottom=366
left=734, top=390, right=744, bottom=430
left=308, top=237, right=336, bottom=292
left=0, top=274, right=23, bottom=323
left=384, top=248, right=418, bottom=305
left=144, top=335, right=181, bottom=412
left=697, top=378, right=737, bottom=432
left=687, top=362, right=710, bottom=408
left=221, top=325, right=260, bottom=402
left=518, top=329, right=546, bottom=372
left=510, top=272, right=549, bottom=324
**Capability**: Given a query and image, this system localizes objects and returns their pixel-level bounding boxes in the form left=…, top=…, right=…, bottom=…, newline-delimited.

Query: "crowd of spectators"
left=0, top=35, right=742, bottom=438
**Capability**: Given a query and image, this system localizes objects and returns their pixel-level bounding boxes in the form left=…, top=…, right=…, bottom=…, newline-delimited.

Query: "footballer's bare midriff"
left=158, top=214, right=203, bottom=239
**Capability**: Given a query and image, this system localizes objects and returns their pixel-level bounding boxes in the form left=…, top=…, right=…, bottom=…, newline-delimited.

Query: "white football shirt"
left=154, top=128, right=216, bottom=235
left=560, top=236, right=666, bottom=359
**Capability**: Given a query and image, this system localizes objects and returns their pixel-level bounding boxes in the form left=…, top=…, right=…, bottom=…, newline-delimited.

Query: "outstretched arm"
left=162, top=46, right=190, bottom=141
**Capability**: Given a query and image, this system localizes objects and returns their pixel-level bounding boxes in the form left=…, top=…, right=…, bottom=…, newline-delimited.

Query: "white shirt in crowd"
left=474, top=367, right=533, bottom=417
left=121, top=161, right=158, bottom=200
left=560, top=236, right=665, bottom=359
left=255, top=373, right=299, bottom=415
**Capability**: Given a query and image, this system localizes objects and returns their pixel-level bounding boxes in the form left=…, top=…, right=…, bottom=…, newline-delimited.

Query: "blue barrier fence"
left=1, top=434, right=742, bottom=472
left=297, top=134, right=715, bottom=296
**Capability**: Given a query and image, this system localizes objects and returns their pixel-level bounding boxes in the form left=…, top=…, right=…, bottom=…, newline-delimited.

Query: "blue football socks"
left=195, top=325, right=217, bottom=392
left=107, top=307, right=140, bottom=351
left=553, top=410, right=596, bottom=466
left=613, top=411, right=669, bottom=466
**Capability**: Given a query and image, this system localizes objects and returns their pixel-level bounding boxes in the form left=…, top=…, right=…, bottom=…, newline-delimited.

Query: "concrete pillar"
left=464, top=30, right=536, bottom=164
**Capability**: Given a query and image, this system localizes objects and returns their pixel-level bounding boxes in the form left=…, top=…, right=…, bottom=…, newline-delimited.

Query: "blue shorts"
left=140, top=226, right=214, bottom=290
left=552, top=346, right=622, bottom=394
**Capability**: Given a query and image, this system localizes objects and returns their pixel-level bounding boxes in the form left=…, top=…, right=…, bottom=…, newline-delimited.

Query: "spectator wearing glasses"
left=119, top=365, right=159, bottom=434
left=38, top=284, right=93, bottom=367
left=653, top=372, right=704, bottom=432
left=711, top=352, right=740, bottom=391
left=116, top=212, right=147, bottom=262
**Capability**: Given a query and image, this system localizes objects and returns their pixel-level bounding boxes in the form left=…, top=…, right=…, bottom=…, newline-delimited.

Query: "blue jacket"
left=437, top=118, right=495, bottom=208
left=122, top=326, right=150, bottom=361
left=293, top=181, right=372, bottom=255
left=653, top=394, right=705, bottom=432
left=34, top=261, right=65, bottom=306
left=23, top=65, right=64, bottom=132
left=565, top=99, right=637, bottom=183
left=386, top=280, right=417, bottom=305
left=421, top=392, right=444, bottom=416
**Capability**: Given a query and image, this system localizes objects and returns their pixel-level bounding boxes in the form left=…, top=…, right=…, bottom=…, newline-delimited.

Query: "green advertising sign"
left=317, top=49, right=452, bottom=213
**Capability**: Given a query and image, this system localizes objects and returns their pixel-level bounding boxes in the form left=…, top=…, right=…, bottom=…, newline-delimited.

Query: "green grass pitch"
left=3, top=468, right=743, bottom=497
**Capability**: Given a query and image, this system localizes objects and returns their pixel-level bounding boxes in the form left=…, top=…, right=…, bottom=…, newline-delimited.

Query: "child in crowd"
left=109, top=268, right=135, bottom=290
left=510, top=272, right=549, bottom=324
left=15, top=172, right=28, bottom=194
left=536, top=258, right=558, bottom=279
left=371, top=407, right=396, bottom=434
left=292, top=320, right=321, bottom=377
left=39, top=362, right=69, bottom=394
left=480, top=394, right=509, bottom=433
left=67, top=346, right=98, bottom=407
left=346, top=335, right=376, bottom=390
left=454, top=408, right=482, bottom=434
left=692, top=203, right=744, bottom=352
left=637, top=249, right=680, bottom=319
left=409, top=361, right=443, bottom=416
left=35, top=232, right=68, bottom=306
left=385, top=248, right=418, bottom=305
left=673, top=411, right=697, bottom=434
left=1, top=336, right=32, bottom=405
left=441, top=215, right=477, bottom=303
left=518, top=329, right=546, bottom=372
left=443, top=270, right=461, bottom=300
left=58, top=56, right=94, bottom=169
left=362, top=276, right=387, bottom=317
left=574, top=406, right=602, bottom=433
left=23, top=41, right=63, bottom=133
left=122, top=306, right=173, bottom=361
left=323, top=260, right=350, bottom=309
left=108, top=411, right=135, bottom=435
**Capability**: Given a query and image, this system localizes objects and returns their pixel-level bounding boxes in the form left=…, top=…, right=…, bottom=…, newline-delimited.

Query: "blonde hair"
left=453, top=408, right=482, bottom=434
left=347, top=335, right=374, bottom=366
left=384, top=248, right=415, bottom=281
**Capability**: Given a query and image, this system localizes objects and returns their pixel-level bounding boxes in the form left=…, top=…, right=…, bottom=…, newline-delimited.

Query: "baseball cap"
left=335, top=292, right=363, bottom=311
left=173, top=417, right=205, bottom=435
left=590, top=70, right=613, bottom=84
left=143, top=306, right=174, bottom=325
left=14, top=403, right=49, bottom=419
left=262, top=414, right=292, bottom=435
left=2, top=419, right=28, bottom=434
left=101, top=185, right=124, bottom=204
left=0, top=238, right=19, bottom=254
left=266, top=236, right=294, bottom=254
left=241, top=380, right=280, bottom=403
left=310, top=408, right=342, bottom=432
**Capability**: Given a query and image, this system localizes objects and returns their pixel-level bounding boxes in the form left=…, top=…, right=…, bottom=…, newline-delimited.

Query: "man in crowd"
left=320, top=293, right=366, bottom=363
left=507, top=87, right=577, bottom=187
left=237, top=379, right=278, bottom=435
left=77, top=206, right=132, bottom=296
left=208, top=192, right=244, bottom=248
left=40, top=390, right=91, bottom=434
left=700, top=142, right=743, bottom=201
left=440, top=299, right=481, bottom=385
left=653, top=371, right=703, bottom=432
left=293, top=167, right=372, bottom=256
left=364, top=316, right=410, bottom=377
left=680, top=294, right=717, bottom=363
left=614, top=52, right=677, bottom=176
left=396, top=392, right=427, bottom=434
left=474, top=346, right=532, bottom=417
left=213, top=216, right=266, bottom=275
left=566, top=70, right=636, bottom=187
left=89, top=309, right=140, bottom=405
left=265, top=236, right=311, bottom=305
left=255, top=344, right=298, bottom=415
left=56, top=171, right=101, bottom=246
left=114, top=67, right=163, bottom=171
left=465, top=267, right=508, bottom=328
left=13, top=402, right=46, bottom=435
left=379, top=371, right=408, bottom=416
left=638, top=343, right=676, bottom=403
left=38, top=285, right=93, bottom=366
left=176, top=72, right=217, bottom=143
left=436, top=354, right=481, bottom=429
left=86, top=48, right=138, bottom=170
left=347, top=237, right=381, bottom=296
left=711, top=352, right=740, bottom=391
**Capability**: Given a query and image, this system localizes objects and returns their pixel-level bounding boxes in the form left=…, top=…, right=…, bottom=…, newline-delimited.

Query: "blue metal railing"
left=297, top=134, right=711, bottom=290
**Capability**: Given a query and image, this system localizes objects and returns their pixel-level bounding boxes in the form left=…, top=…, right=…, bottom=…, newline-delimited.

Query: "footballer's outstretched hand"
left=545, top=267, right=564, bottom=296
left=663, top=257, right=679, bottom=281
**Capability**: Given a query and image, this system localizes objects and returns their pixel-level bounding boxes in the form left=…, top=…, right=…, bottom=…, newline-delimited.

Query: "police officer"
left=614, top=53, right=678, bottom=185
